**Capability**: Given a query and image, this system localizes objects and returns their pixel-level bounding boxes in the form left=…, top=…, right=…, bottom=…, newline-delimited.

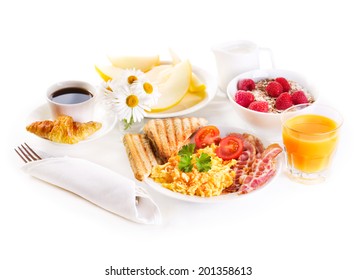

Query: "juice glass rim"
left=281, top=103, right=343, bottom=136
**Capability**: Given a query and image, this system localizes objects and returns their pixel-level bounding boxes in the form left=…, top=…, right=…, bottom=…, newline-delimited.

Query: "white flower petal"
left=132, top=107, right=144, bottom=123
left=117, top=106, right=131, bottom=121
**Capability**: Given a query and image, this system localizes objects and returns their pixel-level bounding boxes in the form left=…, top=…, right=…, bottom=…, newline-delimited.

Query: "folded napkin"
left=22, top=157, right=161, bottom=225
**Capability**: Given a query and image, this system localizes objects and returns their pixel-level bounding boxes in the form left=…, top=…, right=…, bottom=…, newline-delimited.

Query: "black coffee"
left=50, top=87, right=93, bottom=104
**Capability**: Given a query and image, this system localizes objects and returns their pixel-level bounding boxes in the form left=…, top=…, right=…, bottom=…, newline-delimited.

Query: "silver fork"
left=14, top=143, right=42, bottom=163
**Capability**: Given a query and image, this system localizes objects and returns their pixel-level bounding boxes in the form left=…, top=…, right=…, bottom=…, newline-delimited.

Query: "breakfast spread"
left=26, top=115, right=102, bottom=144
left=234, top=77, right=314, bottom=113
left=21, top=47, right=330, bottom=205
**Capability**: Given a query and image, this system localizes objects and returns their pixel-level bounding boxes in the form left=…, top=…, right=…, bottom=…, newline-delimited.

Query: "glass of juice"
left=281, top=103, right=343, bottom=183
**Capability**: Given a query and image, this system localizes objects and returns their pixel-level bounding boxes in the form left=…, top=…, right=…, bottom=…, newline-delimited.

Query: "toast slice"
left=143, top=117, right=208, bottom=162
left=123, top=133, right=162, bottom=181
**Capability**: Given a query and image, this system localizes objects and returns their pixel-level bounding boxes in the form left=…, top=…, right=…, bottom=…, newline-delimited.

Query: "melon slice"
left=95, top=65, right=123, bottom=82
left=151, top=60, right=192, bottom=112
left=168, top=48, right=206, bottom=93
left=145, top=64, right=173, bottom=84
left=107, top=55, right=160, bottom=72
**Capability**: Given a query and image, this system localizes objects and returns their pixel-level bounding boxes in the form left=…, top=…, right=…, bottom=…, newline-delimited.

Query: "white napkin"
left=22, top=157, right=161, bottom=225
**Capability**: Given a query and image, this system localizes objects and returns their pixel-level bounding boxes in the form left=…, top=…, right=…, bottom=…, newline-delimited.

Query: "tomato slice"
left=216, top=135, right=244, bottom=160
left=194, top=126, right=221, bottom=149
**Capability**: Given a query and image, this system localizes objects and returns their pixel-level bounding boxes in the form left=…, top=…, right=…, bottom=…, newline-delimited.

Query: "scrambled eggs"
left=150, top=144, right=236, bottom=197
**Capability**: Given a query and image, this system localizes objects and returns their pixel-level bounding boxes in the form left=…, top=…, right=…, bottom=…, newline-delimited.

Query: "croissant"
left=26, top=115, right=102, bottom=144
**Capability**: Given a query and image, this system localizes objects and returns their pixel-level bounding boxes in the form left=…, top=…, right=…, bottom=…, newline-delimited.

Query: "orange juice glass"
left=281, top=104, right=343, bottom=183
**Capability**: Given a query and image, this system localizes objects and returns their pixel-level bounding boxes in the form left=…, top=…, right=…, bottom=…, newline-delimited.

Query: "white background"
left=1, top=0, right=356, bottom=279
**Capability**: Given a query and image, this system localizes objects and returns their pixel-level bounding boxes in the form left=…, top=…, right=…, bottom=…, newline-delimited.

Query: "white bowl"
left=226, top=69, right=318, bottom=141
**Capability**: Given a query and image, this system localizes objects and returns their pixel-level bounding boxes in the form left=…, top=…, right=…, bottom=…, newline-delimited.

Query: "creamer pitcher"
left=212, top=40, right=274, bottom=91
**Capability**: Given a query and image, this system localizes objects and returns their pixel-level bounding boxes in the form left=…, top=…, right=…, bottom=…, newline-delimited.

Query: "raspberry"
left=275, top=92, right=293, bottom=110
left=266, top=81, right=283, bottom=97
left=291, top=90, right=308, bottom=104
left=275, top=77, right=291, bottom=92
left=234, top=90, right=255, bottom=108
left=237, top=79, right=256, bottom=91
left=248, top=101, right=269, bottom=112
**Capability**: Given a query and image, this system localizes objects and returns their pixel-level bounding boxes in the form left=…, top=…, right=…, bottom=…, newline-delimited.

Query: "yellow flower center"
left=126, top=95, right=139, bottom=108
left=127, top=75, right=137, bottom=84
left=143, top=82, right=153, bottom=94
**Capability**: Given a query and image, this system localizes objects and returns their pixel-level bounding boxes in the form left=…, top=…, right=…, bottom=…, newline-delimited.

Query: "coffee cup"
left=212, top=40, right=274, bottom=91
left=47, top=80, right=96, bottom=123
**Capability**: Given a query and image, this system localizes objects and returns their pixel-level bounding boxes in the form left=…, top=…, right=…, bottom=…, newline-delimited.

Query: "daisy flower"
left=132, top=78, right=161, bottom=106
left=115, top=84, right=150, bottom=125
left=120, top=68, right=145, bottom=87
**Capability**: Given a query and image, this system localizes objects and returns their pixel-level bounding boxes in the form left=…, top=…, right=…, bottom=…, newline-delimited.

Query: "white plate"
left=145, top=65, right=217, bottom=118
left=145, top=126, right=282, bottom=203
left=26, top=103, right=117, bottom=145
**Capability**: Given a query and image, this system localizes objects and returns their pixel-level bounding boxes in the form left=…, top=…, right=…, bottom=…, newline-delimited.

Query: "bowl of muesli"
left=226, top=69, right=318, bottom=139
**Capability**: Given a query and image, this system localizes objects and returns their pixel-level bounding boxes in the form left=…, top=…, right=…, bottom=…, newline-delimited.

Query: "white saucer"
left=26, top=103, right=117, bottom=145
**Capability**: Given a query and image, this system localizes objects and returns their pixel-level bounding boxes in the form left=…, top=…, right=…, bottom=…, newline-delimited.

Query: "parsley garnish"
left=178, top=154, right=193, bottom=172
left=178, top=144, right=211, bottom=173
left=178, top=144, right=195, bottom=157
left=196, top=153, right=212, bottom=172
left=178, top=144, right=195, bottom=172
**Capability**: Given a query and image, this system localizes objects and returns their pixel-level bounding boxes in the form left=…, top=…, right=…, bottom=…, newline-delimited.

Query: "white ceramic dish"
left=26, top=103, right=117, bottom=145
left=226, top=69, right=318, bottom=140
left=144, top=126, right=281, bottom=203
left=145, top=65, right=217, bottom=118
